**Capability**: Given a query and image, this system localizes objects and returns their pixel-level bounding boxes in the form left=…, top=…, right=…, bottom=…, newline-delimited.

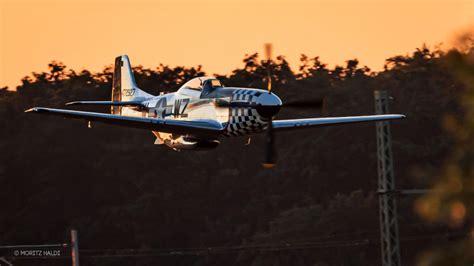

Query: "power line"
left=0, top=243, right=68, bottom=249
left=83, top=240, right=373, bottom=258
left=80, top=232, right=469, bottom=259
left=6, top=231, right=466, bottom=260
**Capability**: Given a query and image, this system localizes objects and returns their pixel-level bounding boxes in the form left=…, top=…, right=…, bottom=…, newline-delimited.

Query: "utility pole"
left=71, top=230, right=80, bottom=266
left=374, top=90, right=401, bottom=266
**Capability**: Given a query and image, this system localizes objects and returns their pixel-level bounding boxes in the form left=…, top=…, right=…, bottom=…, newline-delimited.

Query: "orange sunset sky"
left=1, top=0, right=473, bottom=89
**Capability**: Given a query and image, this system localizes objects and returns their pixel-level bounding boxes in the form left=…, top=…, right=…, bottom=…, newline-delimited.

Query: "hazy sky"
left=1, top=0, right=473, bottom=89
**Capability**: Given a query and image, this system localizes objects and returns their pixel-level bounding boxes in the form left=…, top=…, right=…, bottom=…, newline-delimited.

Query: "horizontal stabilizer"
left=66, top=101, right=145, bottom=107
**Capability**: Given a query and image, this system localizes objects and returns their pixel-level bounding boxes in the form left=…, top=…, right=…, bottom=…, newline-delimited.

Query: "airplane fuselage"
left=120, top=86, right=281, bottom=150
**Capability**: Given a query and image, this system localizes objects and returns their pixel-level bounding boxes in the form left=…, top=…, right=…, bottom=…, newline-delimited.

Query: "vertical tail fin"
left=111, top=55, right=152, bottom=114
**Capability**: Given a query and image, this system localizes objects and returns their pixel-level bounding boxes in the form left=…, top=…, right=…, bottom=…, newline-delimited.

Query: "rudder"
left=111, top=55, right=152, bottom=115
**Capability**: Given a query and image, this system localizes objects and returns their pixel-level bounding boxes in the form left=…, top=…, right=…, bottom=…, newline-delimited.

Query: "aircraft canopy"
left=178, top=77, right=223, bottom=92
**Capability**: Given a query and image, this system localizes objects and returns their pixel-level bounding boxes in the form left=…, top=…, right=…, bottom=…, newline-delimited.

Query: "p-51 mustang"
left=26, top=55, right=405, bottom=167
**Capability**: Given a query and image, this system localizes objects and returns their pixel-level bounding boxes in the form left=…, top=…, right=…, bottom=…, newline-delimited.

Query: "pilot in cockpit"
left=201, top=78, right=224, bottom=96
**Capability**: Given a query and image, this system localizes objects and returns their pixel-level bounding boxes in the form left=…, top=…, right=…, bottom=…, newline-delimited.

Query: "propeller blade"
left=267, top=73, right=272, bottom=92
left=265, top=43, right=273, bottom=61
left=262, top=117, right=276, bottom=168
left=283, top=98, right=324, bottom=109
left=264, top=43, right=273, bottom=92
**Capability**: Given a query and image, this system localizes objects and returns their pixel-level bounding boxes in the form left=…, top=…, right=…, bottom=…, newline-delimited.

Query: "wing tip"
left=25, top=107, right=38, bottom=113
left=386, top=114, right=406, bottom=119
left=25, top=107, right=48, bottom=113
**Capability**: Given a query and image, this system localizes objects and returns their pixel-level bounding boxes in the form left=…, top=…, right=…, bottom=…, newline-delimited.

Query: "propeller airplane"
left=26, top=55, right=405, bottom=167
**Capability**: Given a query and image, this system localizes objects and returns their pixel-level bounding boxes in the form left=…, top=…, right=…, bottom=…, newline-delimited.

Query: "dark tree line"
left=0, top=45, right=471, bottom=266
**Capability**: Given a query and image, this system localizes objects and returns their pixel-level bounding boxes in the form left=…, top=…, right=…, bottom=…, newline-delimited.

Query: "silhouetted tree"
left=0, top=44, right=469, bottom=266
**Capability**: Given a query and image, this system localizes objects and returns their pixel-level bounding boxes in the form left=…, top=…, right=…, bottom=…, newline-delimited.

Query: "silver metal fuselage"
left=122, top=86, right=282, bottom=150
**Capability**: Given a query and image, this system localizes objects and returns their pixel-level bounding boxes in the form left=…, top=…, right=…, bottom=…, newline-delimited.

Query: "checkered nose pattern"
left=224, top=89, right=271, bottom=137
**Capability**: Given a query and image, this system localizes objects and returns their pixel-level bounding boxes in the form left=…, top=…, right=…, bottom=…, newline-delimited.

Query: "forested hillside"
left=0, top=46, right=470, bottom=266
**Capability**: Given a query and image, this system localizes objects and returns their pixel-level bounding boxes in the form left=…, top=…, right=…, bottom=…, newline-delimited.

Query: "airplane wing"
left=273, top=114, right=405, bottom=131
left=25, top=107, right=224, bottom=136
left=65, top=101, right=145, bottom=107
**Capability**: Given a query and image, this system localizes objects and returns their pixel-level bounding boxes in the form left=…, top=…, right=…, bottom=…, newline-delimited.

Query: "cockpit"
left=178, top=77, right=224, bottom=97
